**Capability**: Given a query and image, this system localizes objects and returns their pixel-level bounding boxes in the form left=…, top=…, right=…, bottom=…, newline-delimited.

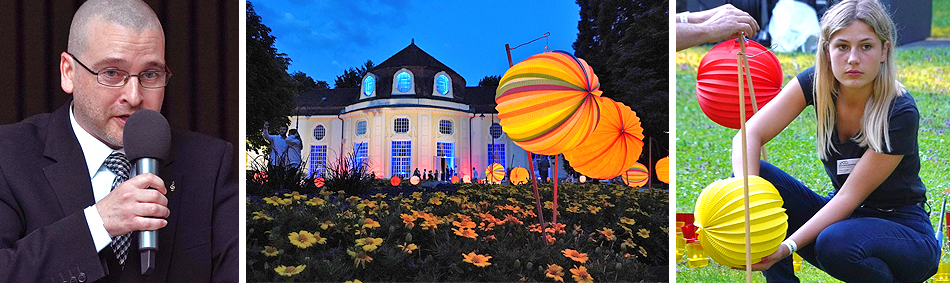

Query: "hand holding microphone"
left=124, top=109, right=171, bottom=275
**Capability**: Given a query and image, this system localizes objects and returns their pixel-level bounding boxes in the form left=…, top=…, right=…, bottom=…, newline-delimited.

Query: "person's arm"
left=676, top=4, right=759, bottom=51
left=751, top=150, right=902, bottom=270
left=262, top=122, right=273, bottom=143
left=732, top=77, right=807, bottom=177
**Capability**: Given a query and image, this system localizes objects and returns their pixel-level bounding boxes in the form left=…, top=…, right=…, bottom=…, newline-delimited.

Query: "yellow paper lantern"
left=656, top=156, right=670, bottom=184
left=621, top=163, right=649, bottom=187
left=410, top=175, right=420, bottom=185
left=563, top=97, right=644, bottom=179
left=462, top=175, right=472, bottom=183
left=693, top=176, right=788, bottom=268
left=495, top=51, right=602, bottom=155
left=486, top=163, right=505, bottom=184
left=510, top=167, right=529, bottom=185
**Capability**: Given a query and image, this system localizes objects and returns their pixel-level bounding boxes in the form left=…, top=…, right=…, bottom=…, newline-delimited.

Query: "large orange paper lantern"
left=487, top=163, right=505, bottom=184
left=621, top=163, right=649, bottom=187
left=451, top=176, right=459, bottom=184
left=696, top=39, right=782, bottom=129
left=563, top=97, right=643, bottom=179
left=510, top=167, right=529, bottom=185
left=655, top=156, right=670, bottom=184
left=495, top=51, right=602, bottom=155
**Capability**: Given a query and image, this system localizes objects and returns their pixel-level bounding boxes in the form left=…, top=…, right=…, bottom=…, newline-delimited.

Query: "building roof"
left=294, top=40, right=499, bottom=115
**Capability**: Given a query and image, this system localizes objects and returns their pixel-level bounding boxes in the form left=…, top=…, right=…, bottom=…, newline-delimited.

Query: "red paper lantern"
left=313, top=177, right=325, bottom=188
left=390, top=176, right=401, bottom=186
left=696, top=39, right=782, bottom=129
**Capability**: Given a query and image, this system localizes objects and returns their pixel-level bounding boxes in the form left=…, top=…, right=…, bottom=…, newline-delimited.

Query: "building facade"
left=286, top=41, right=564, bottom=181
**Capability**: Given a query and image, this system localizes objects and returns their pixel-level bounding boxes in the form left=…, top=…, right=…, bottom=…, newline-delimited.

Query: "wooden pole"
left=506, top=45, right=545, bottom=228
left=738, top=37, right=753, bottom=283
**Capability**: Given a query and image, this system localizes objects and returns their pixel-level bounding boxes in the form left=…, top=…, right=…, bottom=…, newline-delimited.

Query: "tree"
left=477, top=75, right=501, bottom=87
left=333, top=60, right=375, bottom=88
left=291, top=71, right=326, bottom=93
left=247, top=1, right=296, bottom=154
left=573, top=0, right=669, bottom=158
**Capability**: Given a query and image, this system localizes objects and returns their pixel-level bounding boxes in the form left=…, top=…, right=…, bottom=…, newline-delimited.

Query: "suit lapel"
left=150, top=143, right=179, bottom=282
left=42, top=104, right=96, bottom=216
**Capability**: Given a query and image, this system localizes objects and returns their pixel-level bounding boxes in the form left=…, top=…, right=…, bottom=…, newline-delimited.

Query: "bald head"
left=67, top=0, right=164, bottom=56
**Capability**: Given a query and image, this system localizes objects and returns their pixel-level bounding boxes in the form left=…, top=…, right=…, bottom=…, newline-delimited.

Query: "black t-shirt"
left=797, top=66, right=926, bottom=208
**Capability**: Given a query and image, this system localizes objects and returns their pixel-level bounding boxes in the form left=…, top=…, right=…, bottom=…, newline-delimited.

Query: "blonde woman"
left=733, top=0, right=938, bottom=282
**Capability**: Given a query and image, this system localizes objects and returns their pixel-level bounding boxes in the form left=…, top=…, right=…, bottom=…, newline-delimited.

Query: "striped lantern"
left=621, top=163, right=649, bottom=187
left=495, top=51, right=602, bottom=155
left=486, top=163, right=506, bottom=184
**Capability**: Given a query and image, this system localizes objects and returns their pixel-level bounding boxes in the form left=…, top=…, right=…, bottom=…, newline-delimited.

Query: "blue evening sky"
left=251, top=0, right=581, bottom=87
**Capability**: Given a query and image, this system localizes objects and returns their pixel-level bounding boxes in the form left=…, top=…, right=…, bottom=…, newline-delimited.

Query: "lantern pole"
left=504, top=37, right=549, bottom=229
left=738, top=36, right=753, bottom=283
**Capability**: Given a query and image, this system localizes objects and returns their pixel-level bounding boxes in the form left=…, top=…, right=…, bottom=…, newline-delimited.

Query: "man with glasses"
left=0, top=0, right=236, bottom=282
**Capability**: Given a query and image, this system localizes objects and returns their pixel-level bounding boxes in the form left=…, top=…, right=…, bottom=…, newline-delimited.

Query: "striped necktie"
left=104, top=152, right=132, bottom=265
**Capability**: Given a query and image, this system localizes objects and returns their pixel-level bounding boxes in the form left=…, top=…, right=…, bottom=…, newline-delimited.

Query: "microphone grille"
left=124, top=109, right=171, bottom=161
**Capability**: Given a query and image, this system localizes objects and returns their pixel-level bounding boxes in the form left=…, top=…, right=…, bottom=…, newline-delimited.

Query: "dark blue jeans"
left=757, top=161, right=939, bottom=283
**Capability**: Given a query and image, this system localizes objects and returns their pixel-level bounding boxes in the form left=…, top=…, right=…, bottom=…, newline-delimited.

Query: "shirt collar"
left=70, top=104, right=124, bottom=179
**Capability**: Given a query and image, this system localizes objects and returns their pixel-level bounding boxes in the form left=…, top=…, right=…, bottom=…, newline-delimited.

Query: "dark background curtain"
left=0, top=0, right=239, bottom=166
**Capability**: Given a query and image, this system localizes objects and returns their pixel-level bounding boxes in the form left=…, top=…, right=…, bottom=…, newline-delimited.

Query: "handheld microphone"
left=124, top=109, right=171, bottom=275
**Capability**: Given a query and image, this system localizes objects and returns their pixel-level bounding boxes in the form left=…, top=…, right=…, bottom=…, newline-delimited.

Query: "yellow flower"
left=320, top=220, right=335, bottom=230
left=362, top=218, right=380, bottom=229
left=544, top=201, right=553, bottom=209
left=562, top=249, right=589, bottom=263
left=599, top=228, right=616, bottom=241
left=397, top=243, right=418, bottom=254
left=261, top=246, right=280, bottom=257
left=355, top=237, right=383, bottom=251
left=356, top=200, right=377, bottom=210
left=344, top=280, right=363, bottom=283
left=371, top=193, right=387, bottom=199
left=462, top=252, right=492, bottom=267
left=545, top=264, right=565, bottom=282
left=429, top=197, right=443, bottom=205
left=263, top=196, right=282, bottom=206
left=638, top=228, right=650, bottom=238
left=566, top=206, right=581, bottom=213
left=274, top=264, right=306, bottom=277
left=252, top=211, right=272, bottom=221
left=346, top=196, right=361, bottom=204
left=620, top=217, right=635, bottom=225
left=411, top=191, right=422, bottom=200
left=288, top=230, right=324, bottom=248
left=621, top=238, right=636, bottom=250
left=639, top=246, right=648, bottom=257
left=283, top=191, right=307, bottom=200
left=453, top=228, right=478, bottom=239
left=306, top=197, right=326, bottom=206
left=570, top=265, right=593, bottom=283
left=347, top=249, right=373, bottom=268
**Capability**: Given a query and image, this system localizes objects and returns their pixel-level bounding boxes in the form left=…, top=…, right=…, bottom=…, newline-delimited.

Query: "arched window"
left=313, top=124, right=326, bottom=141
left=436, top=74, right=450, bottom=95
left=489, top=123, right=503, bottom=139
left=439, top=119, right=453, bottom=135
left=396, top=72, right=411, bottom=92
left=362, top=75, right=375, bottom=96
left=356, top=120, right=368, bottom=136
left=394, top=118, right=409, bottom=133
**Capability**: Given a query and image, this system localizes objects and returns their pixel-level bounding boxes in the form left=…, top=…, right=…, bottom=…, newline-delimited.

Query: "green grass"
left=676, top=260, right=843, bottom=283
left=675, top=46, right=950, bottom=281
left=934, top=0, right=950, bottom=38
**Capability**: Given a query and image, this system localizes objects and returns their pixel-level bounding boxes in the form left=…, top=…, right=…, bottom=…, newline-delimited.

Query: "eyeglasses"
left=67, top=52, right=172, bottom=88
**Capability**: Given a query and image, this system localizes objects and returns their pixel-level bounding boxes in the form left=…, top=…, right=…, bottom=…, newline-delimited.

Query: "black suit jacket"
left=0, top=103, right=238, bottom=282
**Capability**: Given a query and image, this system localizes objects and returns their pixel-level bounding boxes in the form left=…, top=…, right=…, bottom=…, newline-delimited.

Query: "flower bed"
left=247, top=171, right=668, bottom=282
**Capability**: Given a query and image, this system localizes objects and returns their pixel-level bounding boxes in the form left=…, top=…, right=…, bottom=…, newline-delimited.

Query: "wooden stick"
left=527, top=152, right=546, bottom=229
left=742, top=52, right=769, bottom=162
left=553, top=156, right=559, bottom=224
left=738, top=37, right=753, bottom=283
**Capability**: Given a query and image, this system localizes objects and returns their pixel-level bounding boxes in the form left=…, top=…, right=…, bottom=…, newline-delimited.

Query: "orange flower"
left=544, top=234, right=556, bottom=245
left=346, top=196, right=361, bottom=204
left=355, top=237, right=383, bottom=251
left=551, top=222, right=567, bottom=234
left=362, top=218, right=380, bottom=229
left=400, top=213, right=416, bottom=228
left=562, top=249, right=589, bottom=263
left=545, top=264, right=565, bottom=282
left=462, top=252, right=492, bottom=267
left=599, top=228, right=616, bottom=241
left=587, top=205, right=601, bottom=214
left=570, top=265, right=593, bottom=283
left=347, top=249, right=373, bottom=268
left=452, top=219, right=477, bottom=229
left=453, top=228, right=478, bottom=239
left=503, top=214, right=523, bottom=225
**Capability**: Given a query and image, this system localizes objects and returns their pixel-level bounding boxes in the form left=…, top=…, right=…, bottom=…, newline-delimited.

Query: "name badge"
left=837, top=158, right=860, bottom=175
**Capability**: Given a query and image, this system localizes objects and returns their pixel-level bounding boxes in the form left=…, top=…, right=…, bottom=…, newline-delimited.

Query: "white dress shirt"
left=71, top=106, right=123, bottom=252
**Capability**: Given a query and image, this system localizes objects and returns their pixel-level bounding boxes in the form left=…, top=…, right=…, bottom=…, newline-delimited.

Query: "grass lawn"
left=934, top=0, right=950, bottom=38
left=675, top=45, right=950, bottom=281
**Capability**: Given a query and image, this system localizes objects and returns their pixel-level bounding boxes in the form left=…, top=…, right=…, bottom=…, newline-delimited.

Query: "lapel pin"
left=170, top=181, right=176, bottom=192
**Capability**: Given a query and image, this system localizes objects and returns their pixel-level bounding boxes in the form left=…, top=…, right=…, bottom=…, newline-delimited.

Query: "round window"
left=313, top=125, right=326, bottom=140
left=489, top=123, right=503, bottom=139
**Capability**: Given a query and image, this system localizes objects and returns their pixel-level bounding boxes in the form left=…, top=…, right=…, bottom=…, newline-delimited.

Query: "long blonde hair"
left=813, top=0, right=901, bottom=160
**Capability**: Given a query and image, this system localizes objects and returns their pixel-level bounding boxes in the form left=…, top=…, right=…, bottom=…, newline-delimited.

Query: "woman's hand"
left=750, top=244, right=791, bottom=271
